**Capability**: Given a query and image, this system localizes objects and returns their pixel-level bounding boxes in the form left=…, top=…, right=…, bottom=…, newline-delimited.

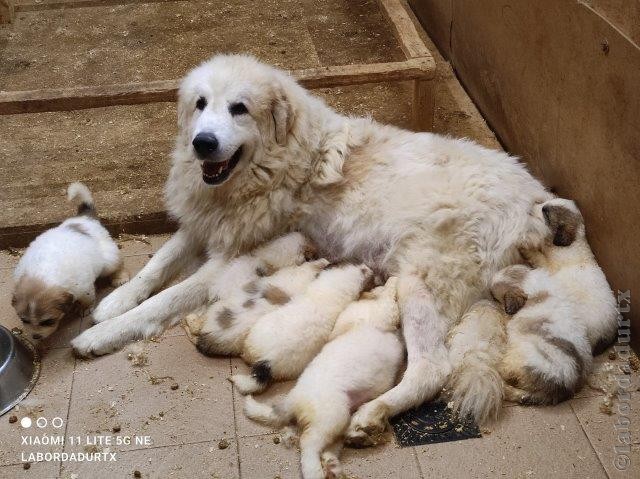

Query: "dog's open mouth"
left=201, top=147, right=243, bottom=185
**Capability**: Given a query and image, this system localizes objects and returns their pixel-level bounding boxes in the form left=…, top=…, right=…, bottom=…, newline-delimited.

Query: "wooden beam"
left=14, top=0, right=180, bottom=13
left=0, top=58, right=435, bottom=115
left=0, top=0, right=14, bottom=23
left=377, top=0, right=432, bottom=59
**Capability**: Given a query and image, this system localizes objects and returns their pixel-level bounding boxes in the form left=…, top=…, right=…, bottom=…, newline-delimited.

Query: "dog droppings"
left=608, top=351, right=617, bottom=361
left=112, top=425, right=121, bottom=433
left=133, top=471, right=142, bottom=478
left=218, top=438, right=229, bottom=449
left=23, top=462, right=31, bottom=470
left=8, top=415, right=17, bottom=424
left=170, top=383, right=179, bottom=390
left=273, top=436, right=280, bottom=444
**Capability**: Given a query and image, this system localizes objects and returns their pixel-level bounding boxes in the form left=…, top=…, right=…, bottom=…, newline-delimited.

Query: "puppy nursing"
left=447, top=198, right=617, bottom=419
left=12, top=183, right=126, bottom=343
left=231, top=263, right=375, bottom=394
left=243, top=277, right=402, bottom=479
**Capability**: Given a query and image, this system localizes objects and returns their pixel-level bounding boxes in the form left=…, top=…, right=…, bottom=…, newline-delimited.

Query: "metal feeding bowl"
left=0, top=325, right=41, bottom=416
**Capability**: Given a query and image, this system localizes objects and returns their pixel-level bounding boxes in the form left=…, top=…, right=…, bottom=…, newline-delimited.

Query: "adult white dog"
left=72, top=54, right=551, bottom=437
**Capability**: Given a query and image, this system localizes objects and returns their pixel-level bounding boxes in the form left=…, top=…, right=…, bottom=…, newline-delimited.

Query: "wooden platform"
left=0, top=0, right=436, bottom=247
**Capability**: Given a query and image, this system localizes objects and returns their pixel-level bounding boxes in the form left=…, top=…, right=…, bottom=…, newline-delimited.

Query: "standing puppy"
left=231, top=263, right=374, bottom=394
left=244, top=277, right=403, bottom=479
left=12, top=183, right=126, bottom=342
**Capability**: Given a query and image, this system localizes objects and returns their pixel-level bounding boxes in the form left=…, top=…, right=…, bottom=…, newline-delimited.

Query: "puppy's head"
left=176, top=54, right=299, bottom=188
left=253, top=232, right=318, bottom=270
left=490, top=265, right=530, bottom=315
left=11, top=276, right=76, bottom=342
left=533, top=198, right=584, bottom=247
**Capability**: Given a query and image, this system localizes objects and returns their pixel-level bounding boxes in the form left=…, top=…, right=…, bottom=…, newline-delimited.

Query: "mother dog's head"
left=175, top=54, right=306, bottom=188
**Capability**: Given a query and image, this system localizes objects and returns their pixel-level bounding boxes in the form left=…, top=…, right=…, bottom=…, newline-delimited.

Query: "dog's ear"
left=56, top=291, right=76, bottom=315
left=543, top=204, right=580, bottom=247
left=272, top=89, right=295, bottom=146
left=311, top=127, right=349, bottom=187
left=504, top=289, right=527, bottom=315
left=552, top=224, right=576, bottom=247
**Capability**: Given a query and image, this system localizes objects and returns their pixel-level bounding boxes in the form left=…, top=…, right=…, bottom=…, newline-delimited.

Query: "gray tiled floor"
left=1, top=236, right=638, bottom=478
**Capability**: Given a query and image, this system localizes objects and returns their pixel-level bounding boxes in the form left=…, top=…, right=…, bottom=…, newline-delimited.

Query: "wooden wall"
left=410, top=0, right=640, bottom=350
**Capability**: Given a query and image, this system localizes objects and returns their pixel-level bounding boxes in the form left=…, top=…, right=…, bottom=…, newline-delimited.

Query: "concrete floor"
left=0, top=238, right=638, bottom=479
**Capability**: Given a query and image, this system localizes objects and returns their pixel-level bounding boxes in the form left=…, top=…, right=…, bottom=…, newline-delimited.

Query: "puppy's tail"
left=243, top=395, right=291, bottom=428
left=447, top=350, right=504, bottom=424
left=229, top=360, right=272, bottom=395
left=67, top=182, right=96, bottom=217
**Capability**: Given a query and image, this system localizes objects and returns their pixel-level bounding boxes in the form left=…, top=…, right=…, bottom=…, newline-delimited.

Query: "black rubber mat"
left=390, top=401, right=481, bottom=447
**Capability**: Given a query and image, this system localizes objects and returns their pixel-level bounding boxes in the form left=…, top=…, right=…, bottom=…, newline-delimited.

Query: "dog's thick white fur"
left=447, top=198, right=616, bottom=418
left=72, top=54, right=552, bottom=434
left=231, top=263, right=374, bottom=394
left=13, top=183, right=125, bottom=342
left=243, top=277, right=403, bottom=479
left=195, top=257, right=329, bottom=356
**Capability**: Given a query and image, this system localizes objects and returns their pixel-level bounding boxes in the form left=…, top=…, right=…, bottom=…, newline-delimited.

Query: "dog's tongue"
left=202, top=160, right=227, bottom=176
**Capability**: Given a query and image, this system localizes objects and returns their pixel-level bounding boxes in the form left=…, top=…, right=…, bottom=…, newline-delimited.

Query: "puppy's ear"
left=504, top=289, right=527, bottom=315
left=543, top=204, right=579, bottom=247
left=58, top=291, right=76, bottom=315
left=272, top=89, right=294, bottom=146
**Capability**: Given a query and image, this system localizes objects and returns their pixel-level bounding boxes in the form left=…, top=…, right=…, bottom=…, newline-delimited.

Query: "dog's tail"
left=447, top=350, right=504, bottom=424
left=243, top=395, right=291, bottom=428
left=229, top=360, right=272, bottom=395
left=67, top=182, right=96, bottom=217
left=445, top=300, right=507, bottom=425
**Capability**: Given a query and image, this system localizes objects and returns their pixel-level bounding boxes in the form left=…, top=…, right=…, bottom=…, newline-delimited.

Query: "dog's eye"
left=195, top=97, right=207, bottom=111
left=229, top=102, right=248, bottom=116
left=39, top=318, right=56, bottom=327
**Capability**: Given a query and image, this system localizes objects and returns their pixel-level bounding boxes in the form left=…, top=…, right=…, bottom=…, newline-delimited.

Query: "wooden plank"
left=0, top=58, right=435, bottom=115
left=449, top=0, right=640, bottom=352
left=14, top=0, right=179, bottom=12
left=377, top=0, right=432, bottom=58
left=0, top=0, right=14, bottom=23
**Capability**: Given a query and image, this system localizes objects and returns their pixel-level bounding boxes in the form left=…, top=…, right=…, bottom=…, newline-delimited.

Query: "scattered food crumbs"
left=599, top=395, right=614, bottom=415
left=608, top=351, right=617, bottom=360
left=133, top=471, right=142, bottom=478
left=127, top=345, right=149, bottom=367
left=148, top=375, right=174, bottom=385
left=630, top=352, right=639, bottom=372
left=273, top=436, right=281, bottom=444
left=170, top=383, right=179, bottom=390
left=8, top=415, right=17, bottom=424
left=118, top=233, right=151, bottom=245
left=481, top=428, right=492, bottom=435
left=112, top=425, right=121, bottom=433
left=84, top=444, right=101, bottom=453
left=23, top=462, right=30, bottom=470
left=218, top=438, right=229, bottom=449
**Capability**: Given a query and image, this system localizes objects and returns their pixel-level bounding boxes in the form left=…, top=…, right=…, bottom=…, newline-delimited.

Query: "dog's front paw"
left=345, top=401, right=389, bottom=448
left=321, top=453, right=343, bottom=479
left=92, top=284, right=142, bottom=323
left=71, top=322, right=122, bottom=358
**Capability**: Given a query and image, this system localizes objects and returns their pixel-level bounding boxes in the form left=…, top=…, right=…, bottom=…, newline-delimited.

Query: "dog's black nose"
left=192, top=133, right=219, bottom=158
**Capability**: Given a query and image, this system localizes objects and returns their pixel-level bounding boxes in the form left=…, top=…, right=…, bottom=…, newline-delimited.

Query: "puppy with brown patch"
left=243, top=276, right=403, bottom=479
left=231, top=263, right=374, bottom=395
left=182, top=232, right=318, bottom=347
left=193, top=257, right=330, bottom=356
left=12, top=183, right=127, bottom=343
left=447, top=198, right=617, bottom=417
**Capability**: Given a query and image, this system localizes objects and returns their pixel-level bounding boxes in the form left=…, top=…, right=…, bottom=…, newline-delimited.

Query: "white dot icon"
left=20, top=417, right=32, bottom=428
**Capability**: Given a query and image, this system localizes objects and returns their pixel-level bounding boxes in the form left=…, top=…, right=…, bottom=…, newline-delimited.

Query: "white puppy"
left=194, top=257, right=330, bottom=356
left=244, top=276, right=403, bottom=479
left=231, top=263, right=374, bottom=394
left=12, top=183, right=126, bottom=342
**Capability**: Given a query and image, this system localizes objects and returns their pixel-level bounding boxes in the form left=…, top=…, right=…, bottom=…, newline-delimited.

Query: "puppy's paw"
left=321, top=453, right=343, bottom=479
left=92, top=285, right=141, bottom=323
left=345, top=400, right=388, bottom=447
left=71, top=322, right=122, bottom=358
left=228, top=374, right=265, bottom=395
left=281, top=426, right=298, bottom=448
